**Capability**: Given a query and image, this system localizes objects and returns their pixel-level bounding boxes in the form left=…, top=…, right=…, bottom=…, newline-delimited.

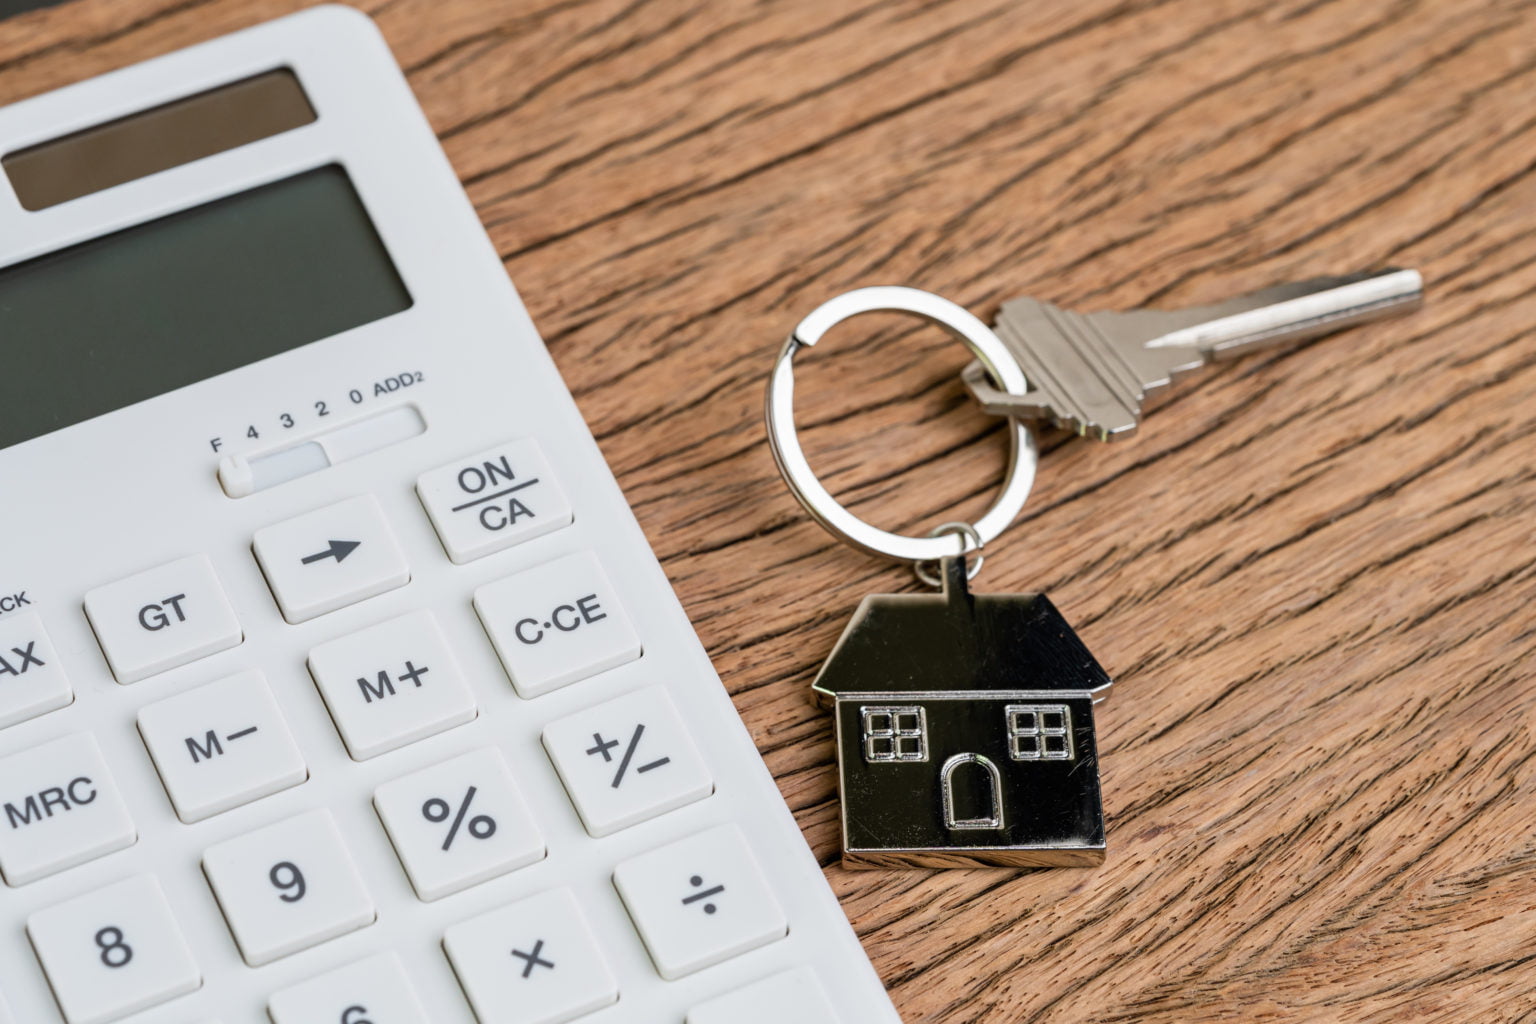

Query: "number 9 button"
left=201, top=808, right=375, bottom=967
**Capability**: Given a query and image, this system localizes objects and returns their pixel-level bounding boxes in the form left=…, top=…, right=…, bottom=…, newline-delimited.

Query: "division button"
left=474, top=551, right=642, bottom=699
left=307, top=609, right=477, bottom=760
left=613, top=824, right=788, bottom=980
left=26, top=874, right=200, bottom=1024
left=83, top=554, right=242, bottom=684
left=253, top=494, right=410, bottom=624
left=0, top=610, right=72, bottom=729
left=543, top=686, right=712, bottom=837
left=136, top=670, right=307, bottom=822
left=443, top=888, right=618, bottom=1024
left=267, top=951, right=430, bottom=1024
left=201, top=808, right=375, bottom=967
left=686, top=967, right=842, bottom=1024
left=373, top=748, right=545, bottom=901
left=0, top=733, right=136, bottom=886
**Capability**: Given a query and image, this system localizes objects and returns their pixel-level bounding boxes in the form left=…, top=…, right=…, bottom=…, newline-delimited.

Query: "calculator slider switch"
left=218, top=404, right=425, bottom=498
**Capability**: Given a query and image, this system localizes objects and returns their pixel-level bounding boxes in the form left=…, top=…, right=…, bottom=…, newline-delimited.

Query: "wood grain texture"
left=5, top=0, right=1535, bottom=1019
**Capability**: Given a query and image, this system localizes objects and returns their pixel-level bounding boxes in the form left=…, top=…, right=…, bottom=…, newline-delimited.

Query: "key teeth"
left=988, top=297, right=1147, bottom=439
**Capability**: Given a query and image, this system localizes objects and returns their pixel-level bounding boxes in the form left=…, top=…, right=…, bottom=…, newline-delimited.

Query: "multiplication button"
left=0, top=610, right=71, bottom=729
left=417, top=438, right=573, bottom=563
left=137, top=670, right=307, bottom=822
left=0, top=734, right=136, bottom=886
left=614, top=824, right=788, bottom=980
left=308, top=610, right=476, bottom=760
left=444, top=888, right=618, bottom=1024
left=543, top=687, right=712, bottom=836
left=374, top=748, right=544, bottom=900
left=474, top=551, right=641, bottom=698
left=84, top=554, right=242, bottom=684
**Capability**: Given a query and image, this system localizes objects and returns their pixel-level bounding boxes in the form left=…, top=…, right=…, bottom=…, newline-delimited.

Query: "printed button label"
left=417, top=439, right=573, bottom=564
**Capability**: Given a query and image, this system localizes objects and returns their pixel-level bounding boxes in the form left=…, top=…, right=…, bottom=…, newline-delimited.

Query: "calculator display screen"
left=0, top=165, right=412, bottom=450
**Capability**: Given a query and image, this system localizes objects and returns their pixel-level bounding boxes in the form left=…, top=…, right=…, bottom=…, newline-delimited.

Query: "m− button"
left=0, top=734, right=136, bottom=886
left=84, top=555, right=242, bottom=684
left=253, top=495, right=410, bottom=624
left=137, top=670, right=307, bottom=822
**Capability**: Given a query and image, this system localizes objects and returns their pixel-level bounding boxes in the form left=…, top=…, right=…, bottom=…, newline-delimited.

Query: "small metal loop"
left=765, top=286, right=1039, bottom=565
left=914, top=522, right=984, bottom=588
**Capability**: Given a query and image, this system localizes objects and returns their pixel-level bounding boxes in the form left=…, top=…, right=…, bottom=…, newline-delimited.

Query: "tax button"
left=84, top=555, right=242, bottom=684
left=254, top=495, right=410, bottom=623
left=0, top=611, right=72, bottom=729
left=474, top=551, right=642, bottom=698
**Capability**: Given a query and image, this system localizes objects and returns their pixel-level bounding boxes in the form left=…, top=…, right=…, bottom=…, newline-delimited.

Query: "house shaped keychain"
left=766, top=274, right=1421, bottom=869
left=813, top=552, right=1111, bottom=868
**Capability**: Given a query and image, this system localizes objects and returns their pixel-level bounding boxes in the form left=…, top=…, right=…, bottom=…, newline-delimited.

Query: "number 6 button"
left=26, top=875, right=200, bottom=1024
left=202, top=809, right=375, bottom=966
left=268, top=951, right=429, bottom=1024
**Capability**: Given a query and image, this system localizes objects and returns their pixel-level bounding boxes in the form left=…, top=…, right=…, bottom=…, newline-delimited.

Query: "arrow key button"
left=253, top=495, right=410, bottom=623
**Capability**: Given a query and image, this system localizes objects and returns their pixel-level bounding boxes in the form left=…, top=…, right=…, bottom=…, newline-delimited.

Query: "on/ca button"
left=253, top=494, right=410, bottom=624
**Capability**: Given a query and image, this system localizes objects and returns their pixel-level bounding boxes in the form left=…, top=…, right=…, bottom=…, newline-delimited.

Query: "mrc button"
left=474, top=551, right=641, bottom=698
left=417, top=438, right=573, bottom=564
left=0, top=733, right=136, bottom=886
left=84, top=554, right=243, bottom=684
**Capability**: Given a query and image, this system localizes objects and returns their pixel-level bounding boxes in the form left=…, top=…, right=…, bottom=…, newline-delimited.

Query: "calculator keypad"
left=374, top=747, right=545, bottom=901
left=417, top=438, right=574, bottom=563
left=686, top=968, right=840, bottom=1024
left=0, top=610, right=72, bottom=729
left=10, top=455, right=820, bottom=1022
left=253, top=494, right=410, bottom=623
left=201, top=809, right=375, bottom=967
left=475, top=550, right=642, bottom=698
left=136, top=670, right=307, bottom=822
left=307, top=609, right=477, bottom=760
left=543, top=686, right=713, bottom=837
left=83, top=554, right=242, bottom=684
left=443, top=887, right=620, bottom=1024
left=613, top=824, right=788, bottom=980
left=26, top=875, right=200, bottom=1024
left=267, top=951, right=430, bottom=1024
left=0, top=733, right=136, bottom=886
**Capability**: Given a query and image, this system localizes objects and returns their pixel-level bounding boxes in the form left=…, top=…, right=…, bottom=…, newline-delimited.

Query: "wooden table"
left=6, top=1, right=1535, bottom=1019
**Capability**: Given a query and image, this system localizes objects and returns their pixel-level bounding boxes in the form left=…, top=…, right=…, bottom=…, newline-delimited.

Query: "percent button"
left=374, top=748, right=545, bottom=901
left=423, top=786, right=498, bottom=850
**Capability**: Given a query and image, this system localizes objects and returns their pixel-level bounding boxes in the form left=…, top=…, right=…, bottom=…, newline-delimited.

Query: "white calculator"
left=0, top=7, right=901, bottom=1023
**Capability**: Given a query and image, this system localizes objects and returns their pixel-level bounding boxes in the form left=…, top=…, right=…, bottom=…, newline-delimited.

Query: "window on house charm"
left=1007, top=704, right=1073, bottom=761
left=861, top=706, right=928, bottom=763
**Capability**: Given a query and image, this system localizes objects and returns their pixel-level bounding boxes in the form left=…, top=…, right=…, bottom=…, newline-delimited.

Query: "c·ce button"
left=513, top=595, right=607, bottom=645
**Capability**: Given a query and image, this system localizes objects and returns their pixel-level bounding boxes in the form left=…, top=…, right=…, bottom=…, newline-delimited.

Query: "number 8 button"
left=26, top=874, right=201, bottom=1024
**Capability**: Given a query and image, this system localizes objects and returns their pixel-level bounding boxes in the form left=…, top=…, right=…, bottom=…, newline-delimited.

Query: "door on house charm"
left=941, top=753, right=1004, bottom=830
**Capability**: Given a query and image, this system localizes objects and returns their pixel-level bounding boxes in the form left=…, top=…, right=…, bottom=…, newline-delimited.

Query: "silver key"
left=962, top=268, right=1423, bottom=440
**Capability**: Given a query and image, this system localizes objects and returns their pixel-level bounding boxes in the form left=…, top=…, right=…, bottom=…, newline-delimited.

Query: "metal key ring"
left=765, top=286, right=1038, bottom=564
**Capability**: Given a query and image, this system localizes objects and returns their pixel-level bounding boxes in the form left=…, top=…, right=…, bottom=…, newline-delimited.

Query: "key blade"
left=964, top=267, right=1422, bottom=441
